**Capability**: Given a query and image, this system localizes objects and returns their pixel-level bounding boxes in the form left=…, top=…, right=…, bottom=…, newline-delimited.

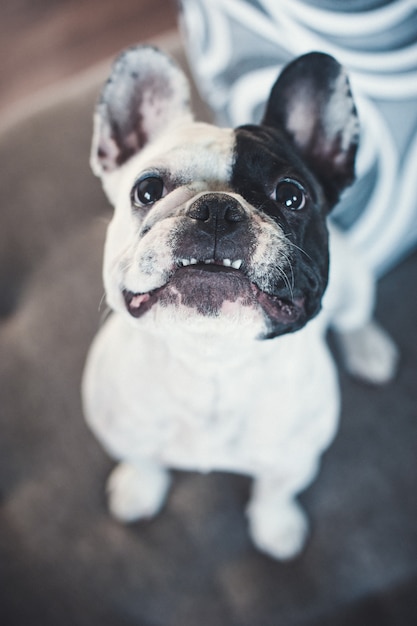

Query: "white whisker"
left=276, top=264, right=294, bottom=301
left=285, top=237, right=313, bottom=262
left=279, top=250, right=295, bottom=292
left=98, top=292, right=107, bottom=312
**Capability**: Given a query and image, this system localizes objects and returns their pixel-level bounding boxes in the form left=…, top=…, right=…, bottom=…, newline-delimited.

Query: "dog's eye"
left=275, top=179, right=306, bottom=211
left=131, top=176, right=164, bottom=207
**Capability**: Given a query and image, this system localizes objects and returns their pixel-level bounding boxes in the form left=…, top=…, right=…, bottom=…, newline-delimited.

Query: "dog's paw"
left=106, top=461, right=170, bottom=523
left=247, top=497, right=308, bottom=561
left=335, top=320, right=399, bottom=385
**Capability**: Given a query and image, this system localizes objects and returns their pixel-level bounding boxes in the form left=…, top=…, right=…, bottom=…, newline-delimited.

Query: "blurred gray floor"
left=0, top=38, right=416, bottom=626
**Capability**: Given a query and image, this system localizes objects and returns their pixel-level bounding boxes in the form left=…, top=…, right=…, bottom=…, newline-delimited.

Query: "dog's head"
left=91, top=46, right=358, bottom=340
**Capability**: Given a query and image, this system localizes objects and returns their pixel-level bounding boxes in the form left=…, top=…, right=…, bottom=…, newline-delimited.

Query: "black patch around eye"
left=275, top=179, right=306, bottom=211
left=131, top=175, right=164, bottom=207
left=230, top=126, right=317, bottom=213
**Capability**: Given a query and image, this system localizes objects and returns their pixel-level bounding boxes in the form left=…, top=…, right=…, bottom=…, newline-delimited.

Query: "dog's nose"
left=186, top=193, right=246, bottom=227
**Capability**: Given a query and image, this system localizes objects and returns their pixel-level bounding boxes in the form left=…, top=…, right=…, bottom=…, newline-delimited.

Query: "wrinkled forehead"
left=122, top=121, right=236, bottom=185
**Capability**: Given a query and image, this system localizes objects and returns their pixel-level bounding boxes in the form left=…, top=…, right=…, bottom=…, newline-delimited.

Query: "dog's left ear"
left=91, top=45, right=192, bottom=178
left=262, top=52, right=359, bottom=208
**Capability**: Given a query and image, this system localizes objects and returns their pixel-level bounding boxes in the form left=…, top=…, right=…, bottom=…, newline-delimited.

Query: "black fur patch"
left=230, top=125, right=330, bottom=336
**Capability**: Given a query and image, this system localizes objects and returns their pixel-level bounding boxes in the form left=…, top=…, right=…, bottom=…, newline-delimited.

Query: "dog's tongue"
left=129, top=293, right=151, bottom=309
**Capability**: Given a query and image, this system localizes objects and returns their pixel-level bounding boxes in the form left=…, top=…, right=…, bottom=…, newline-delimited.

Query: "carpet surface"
left=1, top=36, right=416, bottom=626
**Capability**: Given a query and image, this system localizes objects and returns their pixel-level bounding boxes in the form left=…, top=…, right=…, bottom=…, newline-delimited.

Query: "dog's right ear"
left=91, top=46, right=192, bottom=179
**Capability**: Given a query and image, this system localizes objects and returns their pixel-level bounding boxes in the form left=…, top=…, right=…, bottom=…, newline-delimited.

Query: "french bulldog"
left=82, top=46, right=398, bottom=560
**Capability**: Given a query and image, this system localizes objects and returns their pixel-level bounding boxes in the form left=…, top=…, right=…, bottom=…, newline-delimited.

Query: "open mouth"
left=122, top=258, right=305, bottom=326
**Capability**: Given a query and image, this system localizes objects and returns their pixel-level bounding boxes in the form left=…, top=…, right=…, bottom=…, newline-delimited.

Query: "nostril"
left=187, top=202, right=210, bottom=221
left=224, top=204, right=245, bottom=223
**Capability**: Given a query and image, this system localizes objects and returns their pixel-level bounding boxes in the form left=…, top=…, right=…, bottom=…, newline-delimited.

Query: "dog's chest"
left=84, top=314, right=338, bottom=474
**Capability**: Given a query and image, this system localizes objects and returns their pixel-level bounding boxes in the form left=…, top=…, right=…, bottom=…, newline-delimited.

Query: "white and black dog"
left=82, top=46, right=398, bottom=560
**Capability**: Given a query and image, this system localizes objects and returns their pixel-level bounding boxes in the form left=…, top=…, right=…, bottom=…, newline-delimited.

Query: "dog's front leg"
left=247, top=457, right=320, bottom=560
left=106, top=459, right=171, bottom=523
left=247, top=481, right=308, bottom=561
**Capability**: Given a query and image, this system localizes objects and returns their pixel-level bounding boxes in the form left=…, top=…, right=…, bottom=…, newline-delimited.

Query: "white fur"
left=82, top=209, right=397, bottom=560
left=101, top=121, right=237, bottom=316
left=247, top=487, right=310, bottom=561
left=83, top=305, right=339, bottom=559
left=83, top=60, right=397, bottom=558
left=107, top=460, right=170, bottom=522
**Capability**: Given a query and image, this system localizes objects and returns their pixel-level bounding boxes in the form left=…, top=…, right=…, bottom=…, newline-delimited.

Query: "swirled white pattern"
left=180, top=0, right=417, bottom=275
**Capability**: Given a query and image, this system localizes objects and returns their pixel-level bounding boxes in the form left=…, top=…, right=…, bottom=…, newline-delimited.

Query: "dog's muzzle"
left=179, top=193, right=250, bottom=263
left=121, top=191, right=308, bottom=336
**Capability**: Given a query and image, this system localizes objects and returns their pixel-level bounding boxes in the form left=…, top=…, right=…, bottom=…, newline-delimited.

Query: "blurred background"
left=0, top=1, right=416, bottom=626
left=0, top=0, right=177, bottom=115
